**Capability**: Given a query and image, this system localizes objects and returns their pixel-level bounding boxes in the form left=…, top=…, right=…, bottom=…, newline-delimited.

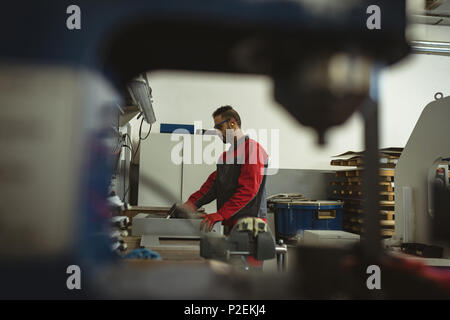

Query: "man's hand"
left=180, top=201, right=197, bottom=212
left=200, top=212, right=224, bottom=232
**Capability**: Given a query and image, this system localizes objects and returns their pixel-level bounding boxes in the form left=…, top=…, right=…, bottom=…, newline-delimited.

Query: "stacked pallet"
left=330, top=148, right=402, bottom=168
left=329, top=148, right=402, bottom=238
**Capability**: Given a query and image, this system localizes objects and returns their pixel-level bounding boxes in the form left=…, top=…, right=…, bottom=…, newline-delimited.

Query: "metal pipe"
left=277, top=253, right=284, bottom=272
left=410, top=40, right=450, bottom=56
left=360, top=64, right=383, bottom=262
left=411, top=40, right=450, bottom=48
left=275, top=246, right=288, bottom=254
left=276, top=240, right=287, bottom=272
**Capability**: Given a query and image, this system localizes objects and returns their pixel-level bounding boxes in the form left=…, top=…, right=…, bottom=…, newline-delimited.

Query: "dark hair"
left=212, top=105, right=241, bottom=127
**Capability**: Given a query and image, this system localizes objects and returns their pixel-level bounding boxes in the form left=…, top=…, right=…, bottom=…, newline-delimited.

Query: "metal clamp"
left=275, top=240, right=288, bottom=272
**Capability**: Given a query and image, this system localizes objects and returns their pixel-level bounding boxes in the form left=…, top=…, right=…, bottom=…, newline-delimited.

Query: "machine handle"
left=317, top=210, right=336, bottom=220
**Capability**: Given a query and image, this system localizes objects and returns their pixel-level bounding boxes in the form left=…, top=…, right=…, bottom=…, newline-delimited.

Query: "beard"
left=224, top=130, right=235, bottom=144
left=217, top=128, right=234, bottom=144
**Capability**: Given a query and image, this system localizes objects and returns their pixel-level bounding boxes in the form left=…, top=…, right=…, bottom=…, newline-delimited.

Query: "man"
left=182, top=106, right=268, bottom=267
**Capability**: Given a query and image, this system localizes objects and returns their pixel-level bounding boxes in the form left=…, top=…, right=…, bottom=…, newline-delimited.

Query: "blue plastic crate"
left=274, top=200, right=343, bottom=238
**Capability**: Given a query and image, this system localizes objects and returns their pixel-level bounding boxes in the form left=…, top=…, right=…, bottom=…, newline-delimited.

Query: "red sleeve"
left=187, top=171, right=217, bottom=205
left=218, top=141, right=267, bottom=220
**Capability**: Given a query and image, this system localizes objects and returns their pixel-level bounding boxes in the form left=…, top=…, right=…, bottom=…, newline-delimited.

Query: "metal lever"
left=276, top=240, right=288, bottom=272
left=166, top=203, right=178, bottom=219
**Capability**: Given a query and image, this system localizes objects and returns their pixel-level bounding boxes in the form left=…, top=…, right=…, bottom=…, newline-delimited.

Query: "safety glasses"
left=214, top=118, right=230, bottom=130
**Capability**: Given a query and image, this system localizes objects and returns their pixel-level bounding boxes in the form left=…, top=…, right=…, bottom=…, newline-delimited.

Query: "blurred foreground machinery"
left=1, top=0, right=449, bottom=299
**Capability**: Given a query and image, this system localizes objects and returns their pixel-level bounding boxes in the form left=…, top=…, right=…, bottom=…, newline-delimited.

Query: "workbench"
left=122, top=234, right=204, bottom=262
left=120, top=206, right=205, bottom=262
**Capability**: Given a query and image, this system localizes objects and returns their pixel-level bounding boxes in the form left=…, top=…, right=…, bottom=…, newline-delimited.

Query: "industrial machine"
left=200, top=217, right=277, bottom=269
left=126, top=74, right=156, bottom=125
left=393, top=94, right=450, bottom=257
left=132, top=211, right=223, bottom=248
left=131, top=207, right=282, bottom=270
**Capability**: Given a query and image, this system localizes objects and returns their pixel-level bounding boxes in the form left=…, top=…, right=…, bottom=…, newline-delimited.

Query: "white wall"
left=144, top=71, right=365, bottom=170
left=129, top=23, right=450, bottom=171
left=379, top=24, right=450, bottom=148
left=379, top=53, right=450, bottom=149
left=140, top=51, right=450, bottom=171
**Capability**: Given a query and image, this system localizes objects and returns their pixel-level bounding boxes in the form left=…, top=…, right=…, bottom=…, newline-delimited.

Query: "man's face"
left=214, top=115, right=233, bottom=144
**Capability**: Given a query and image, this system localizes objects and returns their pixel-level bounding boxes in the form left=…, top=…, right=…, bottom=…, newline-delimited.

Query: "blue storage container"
left=274, top=200, right=343, bottom=239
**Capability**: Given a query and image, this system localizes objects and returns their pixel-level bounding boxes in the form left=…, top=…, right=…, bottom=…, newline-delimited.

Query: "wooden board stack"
left=329, top=148, right=403, bottom=238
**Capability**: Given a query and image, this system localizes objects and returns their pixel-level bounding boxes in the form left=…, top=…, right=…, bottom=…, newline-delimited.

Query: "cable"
left=141, top=123, right=152, bottom=140
left=118, top=143, right=133, bottom=203
left=122, top=144, right=132, bottom=153
left=124, top=133, right=133, bottom=150
left=115, top=133, right=133, bottom=202
left=123, top=145, right=127, bottom=203
left=123, top=186, right=130, bottom=202
left=125, top=115, right=153, bottom=201
left=131, top=117, right=144, bottom=163
left=132, top=116, right=152, bottom=163
left=123, top=143, right=132, bottom=201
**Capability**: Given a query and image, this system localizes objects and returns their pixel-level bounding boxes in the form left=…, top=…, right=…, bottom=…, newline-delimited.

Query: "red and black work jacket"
left=187, top=135, right=268, bottom=226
